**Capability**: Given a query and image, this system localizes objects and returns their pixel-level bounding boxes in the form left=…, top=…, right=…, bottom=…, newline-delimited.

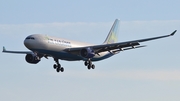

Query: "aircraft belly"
left=54, top=52, right=82, bottom=61
left=33, top=49, right=82, bottom=61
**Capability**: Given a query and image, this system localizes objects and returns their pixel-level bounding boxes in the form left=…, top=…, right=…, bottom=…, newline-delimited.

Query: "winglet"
left=3, top=46, right=6, bottom=52
left=170, top=30, right=177, bottom=36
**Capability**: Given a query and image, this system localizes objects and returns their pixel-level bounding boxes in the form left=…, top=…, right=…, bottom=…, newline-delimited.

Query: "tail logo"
left=106, top=32, right=118, bottom=44
left=104, top=19, right=120, bottom=44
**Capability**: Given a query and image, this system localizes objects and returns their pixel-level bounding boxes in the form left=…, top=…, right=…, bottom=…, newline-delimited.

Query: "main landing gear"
left=53, top=58, right=64, bottom=72
left=53, top=58, right=95, bottom=73
left=84, top=59, right=95, bottom=70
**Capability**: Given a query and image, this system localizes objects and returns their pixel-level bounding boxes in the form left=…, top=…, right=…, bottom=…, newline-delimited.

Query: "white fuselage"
left=24, top=34, right=114, bottom=61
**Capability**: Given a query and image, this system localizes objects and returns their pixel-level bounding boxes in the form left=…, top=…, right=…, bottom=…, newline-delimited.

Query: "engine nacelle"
left=80, top=47, right=95, bottom=58
left=25, top=54, right=40, bottom=64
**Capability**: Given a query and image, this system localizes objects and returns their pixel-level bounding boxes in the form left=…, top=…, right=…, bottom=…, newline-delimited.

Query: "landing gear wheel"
left=91, top=64, right=95, bottom=69
left=56, top=67, right=60, bottom=72
left=56, top=67, right=64, bottom=72
left=87, top=65, right=91, bottom=70
left=60, top=67, right=64, bottom=72
left=53, top=64, right=57, bottom=69
left=84, top=61, right=88, bottom=66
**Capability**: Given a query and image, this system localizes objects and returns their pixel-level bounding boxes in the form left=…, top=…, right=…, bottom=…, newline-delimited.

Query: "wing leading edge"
left=2, top=46, right=32, bottom=54
left=65, top=30, right=177, bottom=54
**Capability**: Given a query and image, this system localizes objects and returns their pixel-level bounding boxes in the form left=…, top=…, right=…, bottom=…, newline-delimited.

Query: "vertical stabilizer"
left=103, top=19, right=120, bottom=44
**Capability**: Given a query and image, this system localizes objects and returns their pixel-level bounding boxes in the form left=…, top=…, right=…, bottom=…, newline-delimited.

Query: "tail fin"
left=103, top=19, right=120, bottom=44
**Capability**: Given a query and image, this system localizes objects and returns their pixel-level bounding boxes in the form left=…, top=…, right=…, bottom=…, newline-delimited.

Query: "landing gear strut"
left=84, top=59, right=95, bottom=70
left=54, top=58, right=64, bottom=72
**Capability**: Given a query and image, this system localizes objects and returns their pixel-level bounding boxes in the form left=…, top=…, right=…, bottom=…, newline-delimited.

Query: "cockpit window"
left=31, top=37, right=35, bottom=40
left=26, top=37, right=30, bottom=39
left=26, top=37, right=35, bottom=40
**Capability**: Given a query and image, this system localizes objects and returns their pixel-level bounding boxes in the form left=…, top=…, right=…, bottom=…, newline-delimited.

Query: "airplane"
left=2, top=19, right=176, bottom=73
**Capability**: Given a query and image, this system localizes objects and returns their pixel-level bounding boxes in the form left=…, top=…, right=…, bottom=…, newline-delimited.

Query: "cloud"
left=50, top=70, right=180, bottom=81
left=1, top=20, right=179, bottom=35
left=1, top=20, right=179, bottom=43
left=0, top=22, right=111, bottom=35
left=111, top=70, right=180, bottom=81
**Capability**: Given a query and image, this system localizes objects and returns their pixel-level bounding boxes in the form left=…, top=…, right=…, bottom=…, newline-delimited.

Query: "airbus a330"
left=2, top=19, right=176, bottom=73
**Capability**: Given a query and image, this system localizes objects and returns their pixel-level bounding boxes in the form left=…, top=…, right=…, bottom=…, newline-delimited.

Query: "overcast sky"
left=0, top=0, right=180, bottom=101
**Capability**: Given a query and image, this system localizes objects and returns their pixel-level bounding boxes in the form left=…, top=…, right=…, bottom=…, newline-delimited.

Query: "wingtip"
left=115, top=19, right=120, bottom=21
left=3, top=46, right=6, bottom=52
left=170, top=30, right=177, bottom=36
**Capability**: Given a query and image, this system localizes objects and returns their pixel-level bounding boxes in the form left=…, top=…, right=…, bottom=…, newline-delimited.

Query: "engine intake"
left=25, top=54, right=40, bottom=64
left=80, top=47, right=95, bottom=58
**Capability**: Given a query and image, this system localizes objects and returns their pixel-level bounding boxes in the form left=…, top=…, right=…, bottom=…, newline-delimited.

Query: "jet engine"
left=80, top=47, right=95, bottom=58
left=25, top=54, right=40, bottom=64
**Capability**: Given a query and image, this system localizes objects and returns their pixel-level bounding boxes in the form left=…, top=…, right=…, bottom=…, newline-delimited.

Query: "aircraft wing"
left=65, top=30, right=176, bottom=54
left=2, top=46, right=32, bottom=54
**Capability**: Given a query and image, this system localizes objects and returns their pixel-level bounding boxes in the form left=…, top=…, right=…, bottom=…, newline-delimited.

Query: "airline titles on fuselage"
left=47, top=38, right=71, bottom=47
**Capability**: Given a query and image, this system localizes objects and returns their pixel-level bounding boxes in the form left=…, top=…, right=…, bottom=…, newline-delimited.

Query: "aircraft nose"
left=24, top=36, right=35, bottom=49
left=24, top=38, right=30, bottom=49
left=24, top=34, right=45, bottom=50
